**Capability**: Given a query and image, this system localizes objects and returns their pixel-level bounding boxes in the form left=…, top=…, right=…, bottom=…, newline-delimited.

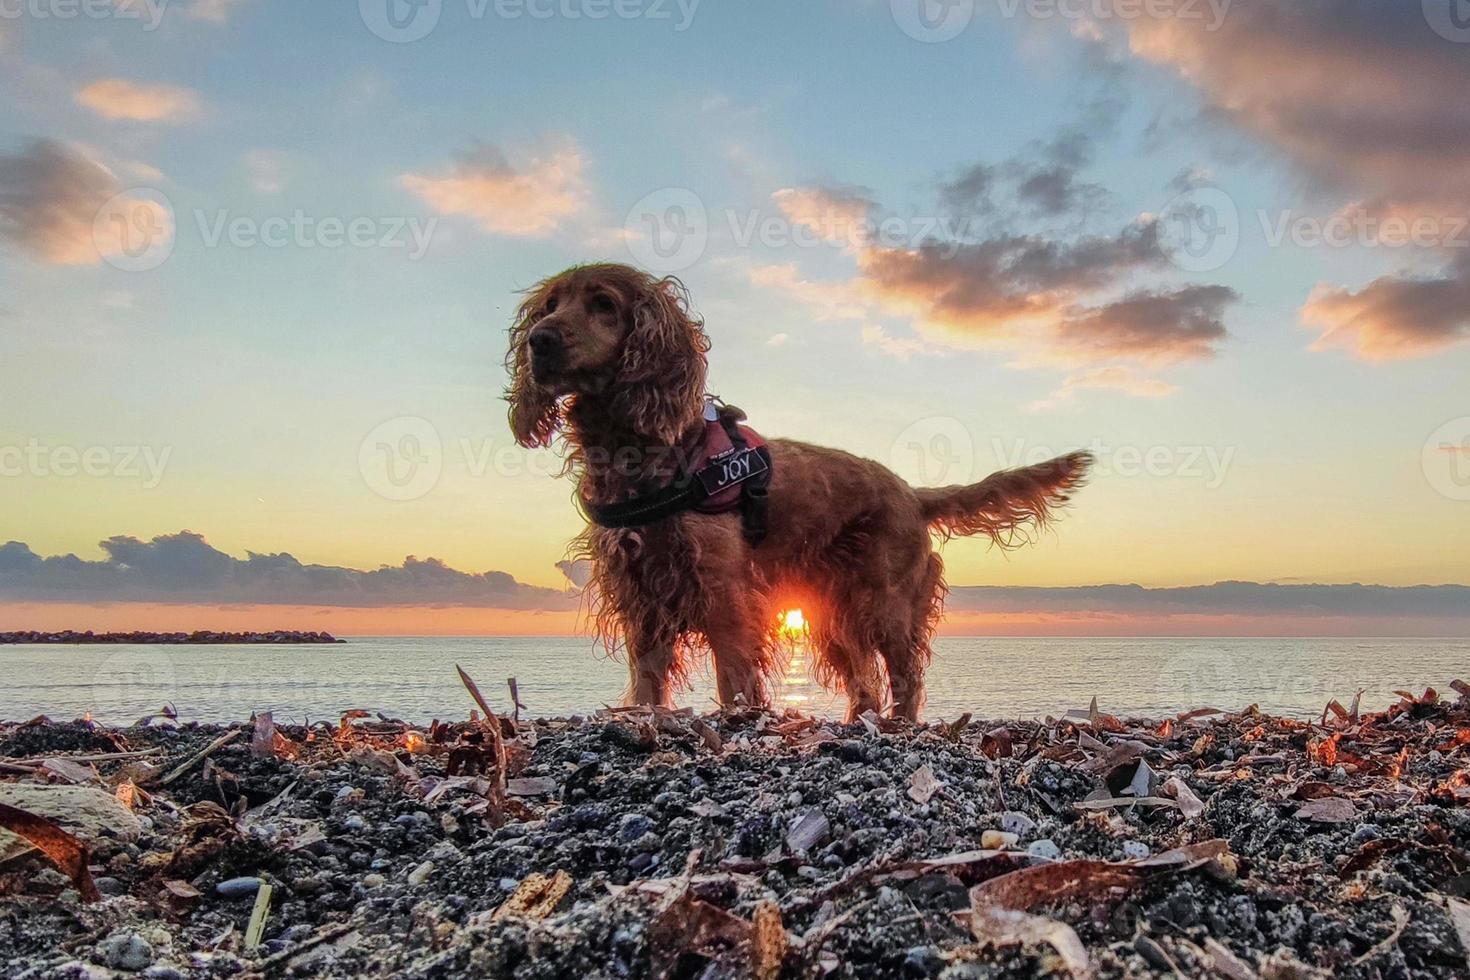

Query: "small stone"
left=628, top=852, right=654, bottom=874
left=902, top=944, right=945, bottom=977
left=980, top=830, right=1018, bottom=850
left=215, top=877, right=262, bottom=899
left=618, top=813, right=654, bottom=842
left=1348, top=823, right=1381, bottom=846
left=94, top=876, right=125, bottom=896
left=142, top=967, right=185, bottom=980
left=98, top=931, right=154, bottom=972
left=407, top=861, right=434, bottom=887
left=278, top=924, right=314, bottom=944
left=1122, top=840, right=1151, bottom=860
left=362, top=873, right=387, bottom=889
left=999, top=811, right=1037, bottom=838
left=1027, top=839, right=1062, bottom=860
left=342, top=814, right=367, bottom=832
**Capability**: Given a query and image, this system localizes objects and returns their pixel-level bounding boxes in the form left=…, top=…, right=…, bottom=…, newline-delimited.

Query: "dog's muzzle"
left=528, top=328, right=564, bottom=381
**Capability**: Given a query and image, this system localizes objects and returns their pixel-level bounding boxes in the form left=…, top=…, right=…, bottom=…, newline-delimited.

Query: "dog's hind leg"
left=879, top=552, right=944, bottom=721
left=819, top=638, right=885, bottom=722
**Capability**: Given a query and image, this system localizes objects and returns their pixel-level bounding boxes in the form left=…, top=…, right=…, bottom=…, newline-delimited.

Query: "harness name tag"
left=696, top=448, right=768, bottom=496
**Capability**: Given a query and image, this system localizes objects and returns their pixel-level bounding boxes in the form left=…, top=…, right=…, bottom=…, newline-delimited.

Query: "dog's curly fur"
left=507, top=263, right=1092, bottom=720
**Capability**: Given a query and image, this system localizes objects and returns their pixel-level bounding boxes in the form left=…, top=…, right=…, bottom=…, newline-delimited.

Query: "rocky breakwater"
left=0, top=630, right=345, bottom=644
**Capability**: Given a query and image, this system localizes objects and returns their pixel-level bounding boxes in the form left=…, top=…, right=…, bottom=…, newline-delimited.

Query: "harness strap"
left=582, top=410, right=773, bottom=545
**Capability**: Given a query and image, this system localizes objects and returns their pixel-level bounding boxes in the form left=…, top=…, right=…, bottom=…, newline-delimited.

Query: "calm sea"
left=1, top=637, right=1466, bottom=727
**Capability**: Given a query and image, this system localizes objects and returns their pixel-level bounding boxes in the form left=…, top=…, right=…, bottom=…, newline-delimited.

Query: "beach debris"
left=148, top=728, right=244, bottom=787
left=243, top=880, right=274, bottom=951
left=751, top=900, right=788, bottom=980
left=1293, top=796, right=1358, bottom=824
left=785, top=807, right=830, bottom=853
left=2, top=673, right=1469, bottom=977
left=0, top=801, right=100, bottom=901
left=906, top=763, right=942, bottom=803
left=493, top=870, right=573, bottom=921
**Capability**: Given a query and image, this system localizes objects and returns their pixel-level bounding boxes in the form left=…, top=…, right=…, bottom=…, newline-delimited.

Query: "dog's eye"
left=590, top=294, right=616, bottom=316
left=543, top=296, right=559, bottom=315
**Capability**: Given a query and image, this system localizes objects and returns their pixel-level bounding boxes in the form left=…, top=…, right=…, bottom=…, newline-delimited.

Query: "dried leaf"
left=505, top=776, right=557, bottom=797
left=1203, top=937, right=1260, bottom=980
left=251, top=711, right=276, bottom=759
left=971, top=904, right=1092, bottom=978
left=785, top=808, right=830, bottom=853
left=1293, top=797, right=1358, bottom=824
left=970, top=860, right=1141, bottom=911
left=1163, top=776, right=1206, bottom=819
left=751, top=900, right=787, bottom=980
left=162, top=879, right=202, bottom=900
left=907, top=764, right=942, bottom=804
left=40, top=758, right=96, bottom=784
left=1445, top=896, right=1470, bottom=967
left=0, top=802, right=100, bottom=902
left=493, top=870, right=573, bottom=921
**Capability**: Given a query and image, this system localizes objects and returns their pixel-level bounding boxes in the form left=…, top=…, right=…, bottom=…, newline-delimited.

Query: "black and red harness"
left=582, top=402, right=773, bottom=545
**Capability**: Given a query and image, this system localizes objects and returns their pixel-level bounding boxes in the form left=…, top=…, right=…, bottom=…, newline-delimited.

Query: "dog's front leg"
left=626, top=637, right=675, bottom=708
left=705, top=612, right=769, bottom=711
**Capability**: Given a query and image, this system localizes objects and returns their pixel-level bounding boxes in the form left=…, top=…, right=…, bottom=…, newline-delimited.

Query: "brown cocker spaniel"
left=507, top=263, right=1092, bottom=720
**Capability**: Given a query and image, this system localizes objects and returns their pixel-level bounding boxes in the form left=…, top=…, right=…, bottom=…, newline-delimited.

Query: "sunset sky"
left=2, top=0, right=1468, bottom=634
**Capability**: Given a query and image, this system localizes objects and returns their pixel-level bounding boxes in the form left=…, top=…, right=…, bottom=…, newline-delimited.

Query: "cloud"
left=1097, top=0, right=1470, bottom=359
left=771, top=184, right=876, bottom=247
left=0, top=532, right=576, bottom=609
left=186, top=0, right=249, bottom=23
left=860, top=324, right=930, bottom=360
left=75, top=79, right=201, bottom=123
left=1303, top=253, right=1470, bottom=361
left=748, top=262, right=869, bottom=321
left=1030, top=365, right=1179, bottom=411
left=0, top=139, right=171, bottom=265
left=399, top=140, right=587, bottom=238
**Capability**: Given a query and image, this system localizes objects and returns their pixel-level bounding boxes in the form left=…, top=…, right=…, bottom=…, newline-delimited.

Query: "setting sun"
left=780, top=609, right=807, bottom=634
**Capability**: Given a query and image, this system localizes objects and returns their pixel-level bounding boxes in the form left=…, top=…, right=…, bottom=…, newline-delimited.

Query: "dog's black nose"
left=528, top=329, right=563, bottom=359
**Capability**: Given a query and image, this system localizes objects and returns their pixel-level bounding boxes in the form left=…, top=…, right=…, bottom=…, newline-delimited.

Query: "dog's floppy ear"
left=616, top=275, right=710, bottom=445
left=505, top=288, right=562, bottom=448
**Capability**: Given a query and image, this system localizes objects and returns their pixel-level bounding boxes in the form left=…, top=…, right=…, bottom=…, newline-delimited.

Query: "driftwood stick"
left=150, top=729, right=244, bottom=787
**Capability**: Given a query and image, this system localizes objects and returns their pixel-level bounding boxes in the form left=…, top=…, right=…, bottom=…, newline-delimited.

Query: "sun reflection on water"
left=776, top=608, right=815, bottom=708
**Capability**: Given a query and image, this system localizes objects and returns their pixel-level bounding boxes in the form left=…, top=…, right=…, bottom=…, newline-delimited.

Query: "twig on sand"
left=149, top=729, right=244, bottom=787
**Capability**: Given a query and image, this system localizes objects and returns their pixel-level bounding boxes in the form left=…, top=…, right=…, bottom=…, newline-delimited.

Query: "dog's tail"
left=915, top=451, right=1093, bottom=547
